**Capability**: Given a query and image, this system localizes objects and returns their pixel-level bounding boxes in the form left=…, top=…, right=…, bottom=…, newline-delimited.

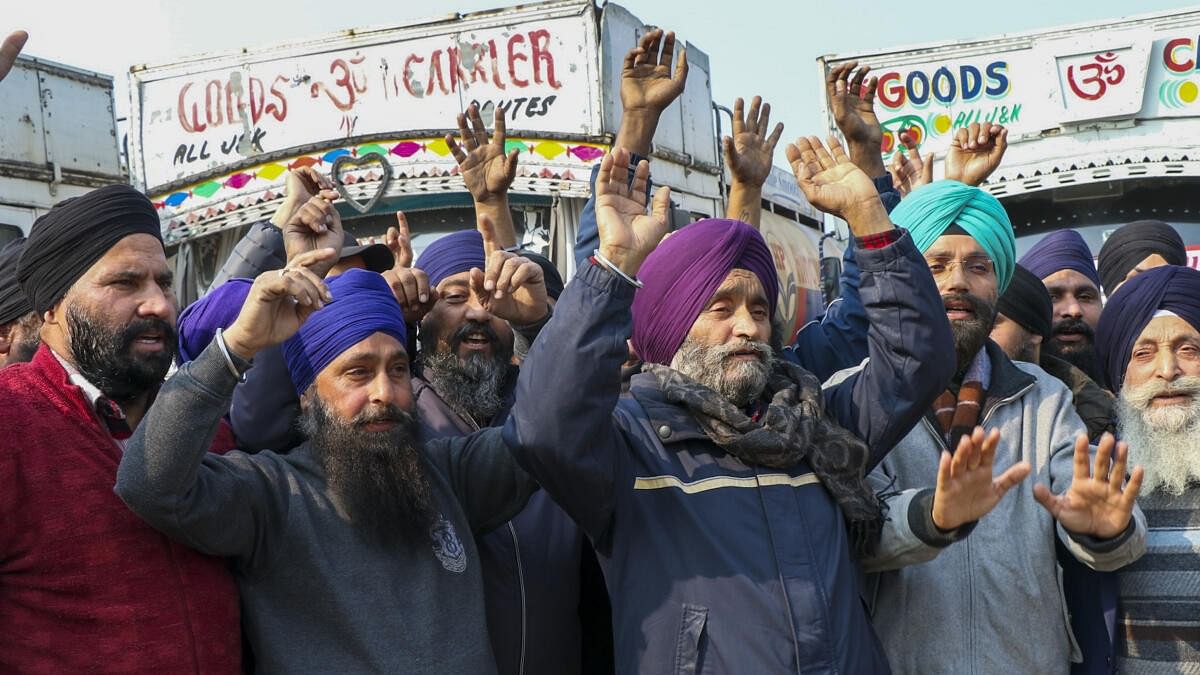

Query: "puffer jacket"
left=505, top=231, right=954, bottom=674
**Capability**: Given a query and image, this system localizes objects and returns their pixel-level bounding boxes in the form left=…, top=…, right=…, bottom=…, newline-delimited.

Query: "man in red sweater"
left=0, top=184, right=240, bottom=673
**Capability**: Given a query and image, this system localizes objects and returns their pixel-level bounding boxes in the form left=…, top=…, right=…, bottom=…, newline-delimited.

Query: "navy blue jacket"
left=573, top=162, right=899, bottom=382
left=414, top=374, right=600, bottom=675
left=504, top=232, right=954, bottom=673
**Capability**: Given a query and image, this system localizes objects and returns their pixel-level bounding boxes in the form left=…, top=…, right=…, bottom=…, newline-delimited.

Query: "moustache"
left=123, top=317, right=177, bottom=351
left=1123, top=375, right=1200, bottom=410
left=352, top=404, right=414, bottom=430
left=714, top=339, right=772, bottom=364
left=449, top=321, right=500, bottom=349
left=1052, top=318, right=1094, bottom=341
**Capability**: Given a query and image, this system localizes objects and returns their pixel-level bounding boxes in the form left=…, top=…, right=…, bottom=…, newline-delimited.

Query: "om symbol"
left=1067, top=52, right=1126, bottom=101
left=310, top=52, right=369, bottom=111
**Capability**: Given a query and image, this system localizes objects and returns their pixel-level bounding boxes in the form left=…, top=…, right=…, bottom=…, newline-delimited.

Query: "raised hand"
left=615, top=29, right=689, bottom=156
left=931, top=427, right=1032, bottom=530
left=222, top=247, right=338, bottom=360
left=469, top=214, right=548, bottom=325
left=826, top=60, right=884, bottom=177
left=447, top=103, right=519, bottom=206
left=594, top=148, right=671, bottom=277
left=945, top=122, right=1008, bottom=186
left=622, top=29, right=688, bottom=116
left=1034, top=433, right=1144, bottom=540
left=271, top=166, right=334, bottom=227
left=380, top=211, right=436, bottom=324
left=724, top=96, right=784, bottom=188
left=787, top=135, right=889, bottom=235
left=0, top=31, right=27, bottom=83
left=283, top=189, right=343, bottom=279
left=889, top=131, right=933, bottom=197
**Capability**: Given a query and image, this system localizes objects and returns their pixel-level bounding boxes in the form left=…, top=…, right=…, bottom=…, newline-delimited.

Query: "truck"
left=818, top=6, right=1200, bottom=269
left=125, top=0, right=840, bottom=332
left=0, top=54, right=123, bottom=248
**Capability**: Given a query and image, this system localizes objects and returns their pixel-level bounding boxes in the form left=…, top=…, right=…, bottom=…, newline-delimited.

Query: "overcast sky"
left=9, top=0, right=1199, bottom=164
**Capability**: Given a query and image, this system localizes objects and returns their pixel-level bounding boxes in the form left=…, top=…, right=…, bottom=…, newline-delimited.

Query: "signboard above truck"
left=130, top=3, right=602, bottom=193
left=818, top=8, right=1200, bottom=172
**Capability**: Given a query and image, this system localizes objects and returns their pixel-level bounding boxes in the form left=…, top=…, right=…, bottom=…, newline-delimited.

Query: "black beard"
left=944, top=292, right=996, bottom=375
left=1045, top=318, right=1098, bottom=379
left=300, top=396, right=437, bottom=548
left=66, top=304, right=175, bottom=402
left=419, top=320, right=511, bottom=425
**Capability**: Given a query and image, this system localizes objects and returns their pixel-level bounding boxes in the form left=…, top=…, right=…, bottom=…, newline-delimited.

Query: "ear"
left=299, top=385, right=313, bottom=412
left=0, top=322, right=12, bottom=357
left=1031, top=334, right=1044, bottom=346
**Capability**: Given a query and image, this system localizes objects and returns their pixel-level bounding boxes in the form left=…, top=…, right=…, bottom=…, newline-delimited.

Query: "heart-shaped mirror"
left=331, top=153, right=394, bottom=214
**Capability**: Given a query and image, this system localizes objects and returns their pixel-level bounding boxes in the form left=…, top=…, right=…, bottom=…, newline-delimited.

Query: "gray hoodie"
left=829, top=342, right=1146, bottom=675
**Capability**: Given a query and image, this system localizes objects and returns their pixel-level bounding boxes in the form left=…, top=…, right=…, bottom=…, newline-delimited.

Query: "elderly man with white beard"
left=1096, top=264, right=1200, bottom=673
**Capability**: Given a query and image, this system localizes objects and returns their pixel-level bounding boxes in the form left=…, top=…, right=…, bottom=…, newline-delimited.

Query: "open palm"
left=621, top=29, right=688, bottom=113
left=447, top=103, right=519, bottom=203
left=594, top=148, right=670, bottom=276
left=1034, top=433, right=1143, bottom=539
left=787, top=135, right=878, bottom=218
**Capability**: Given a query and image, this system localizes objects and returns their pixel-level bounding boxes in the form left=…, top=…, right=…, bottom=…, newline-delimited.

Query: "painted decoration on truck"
left=151, top=136, right=607, bottom=245
left=132, top=12, right=599, bottom=191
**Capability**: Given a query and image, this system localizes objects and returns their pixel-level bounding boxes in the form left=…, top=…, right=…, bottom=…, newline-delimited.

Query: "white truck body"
left=0, top=55, right=122, bottom=246
left=819, top=6, right=1200, bottom=266
left=127, top=0, right=837, bottom=326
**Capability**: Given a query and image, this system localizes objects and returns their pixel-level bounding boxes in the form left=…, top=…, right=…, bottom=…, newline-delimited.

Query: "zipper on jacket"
left=508, top=521, right=527, bottom=675
left=921, top=380, right=1034, bottom=675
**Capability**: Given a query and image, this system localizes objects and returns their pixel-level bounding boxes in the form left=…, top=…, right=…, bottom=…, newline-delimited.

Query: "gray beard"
left=421, top=349, right=508, bottom=426
left=299, top=396, right=437, bottom=547
left=670, top=337, right=774, bottom=407
left=1117, top=375, right=1200, bottom=496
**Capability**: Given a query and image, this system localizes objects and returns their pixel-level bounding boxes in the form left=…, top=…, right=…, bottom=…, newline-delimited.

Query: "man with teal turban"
left=831, top=179, right=1147, bottom=674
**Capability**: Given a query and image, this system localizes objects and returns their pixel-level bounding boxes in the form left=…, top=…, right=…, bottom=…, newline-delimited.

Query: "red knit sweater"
left=0, top=345, right=241, bottom=673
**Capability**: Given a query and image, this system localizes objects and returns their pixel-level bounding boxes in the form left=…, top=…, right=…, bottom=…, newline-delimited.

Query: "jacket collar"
left=627, top=371, right=715, bottom=445
left=980, top=340, right=1038, bottom=414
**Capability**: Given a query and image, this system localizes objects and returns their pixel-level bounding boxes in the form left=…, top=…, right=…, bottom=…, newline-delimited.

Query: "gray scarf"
left=646, top=360, right=884, bottom=556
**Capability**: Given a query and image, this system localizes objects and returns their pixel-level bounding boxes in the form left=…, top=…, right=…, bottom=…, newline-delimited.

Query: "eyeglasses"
left=924, top=256, right=995, bottom=280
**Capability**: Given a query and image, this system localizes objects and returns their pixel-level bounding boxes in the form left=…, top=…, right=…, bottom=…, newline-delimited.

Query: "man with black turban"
left=1095, top=264, right=1200, bottom=673
left=0, top=237, right=40, bottom=367
left=992, top=264, right=1116, bottom=442
left=1097, top=219, right=1187, bottom=297
left=0, top=184, right=241, bottom=672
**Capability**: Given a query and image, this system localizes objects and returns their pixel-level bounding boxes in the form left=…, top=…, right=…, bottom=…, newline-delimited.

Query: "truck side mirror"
left=820, top=257, right=842, bottom=305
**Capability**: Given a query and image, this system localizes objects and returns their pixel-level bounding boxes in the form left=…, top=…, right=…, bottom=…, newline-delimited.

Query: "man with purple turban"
left=829, top=182, right=1146, bottom=674
left=499, top=137, right=994, bottom=672
left=1095, top=265, right=1200, bottom=674
left=1020, top=229, right=1105, bottom=381
left=116, top=241, right=547, bottom=672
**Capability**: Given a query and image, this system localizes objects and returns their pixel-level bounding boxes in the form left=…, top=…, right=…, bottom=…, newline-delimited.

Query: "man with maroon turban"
left=501, top=139, right=974, bottom=673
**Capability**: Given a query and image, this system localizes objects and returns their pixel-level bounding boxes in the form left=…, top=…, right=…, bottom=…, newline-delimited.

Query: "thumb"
left=469, top=267, right=489, bottom=303
left=1032, top=483, right=1058, bottom=515
left=650, top=186, right=672, bottom=224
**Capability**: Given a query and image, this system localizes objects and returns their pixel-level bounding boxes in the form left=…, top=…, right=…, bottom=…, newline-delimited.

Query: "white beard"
left=1117, top=375, right=1200, bottom=496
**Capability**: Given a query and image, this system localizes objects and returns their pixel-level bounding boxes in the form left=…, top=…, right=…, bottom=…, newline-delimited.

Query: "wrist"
left=473, top=192, right=509, bottom=207
left=270, top=196, right=302, bottom=227
left=597, top=245, right=644, bottom=280
left=221, top=325, right=260, bottom=362
left=849, top=144, right=887, bottom=181
left=614, top=109, right=661, bottom=156
left=842, top=198, right=891, bottom=236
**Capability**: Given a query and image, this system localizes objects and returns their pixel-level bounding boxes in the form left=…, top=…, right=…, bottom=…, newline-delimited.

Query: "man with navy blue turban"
left=115, top=247, right=545, bottom=673
left=832, top=179, right=1147, bottom=675
left=1020, top=229, right=1105, bottom=381
left=1095, top=265, right=1200, bottom=673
